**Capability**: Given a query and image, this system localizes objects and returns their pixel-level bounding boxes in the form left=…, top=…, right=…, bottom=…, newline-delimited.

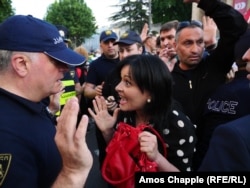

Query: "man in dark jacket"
left=171, top=0, right=248, bottom=170
left=198, top=43, right=250, bottom=171
left=196, top=27, right=250, bottom=169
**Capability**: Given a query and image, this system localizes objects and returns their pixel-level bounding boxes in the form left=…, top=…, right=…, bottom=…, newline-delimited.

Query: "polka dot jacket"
left=163, top=108, right=197, bottom=171
left=117, top=106, right=197, bottom=172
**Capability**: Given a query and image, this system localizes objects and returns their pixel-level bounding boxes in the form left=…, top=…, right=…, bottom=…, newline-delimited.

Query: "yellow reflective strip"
left=62, top=80, right=75, bottom=87
left=56, top=91, right=76, bottom=116
left=60, top=91, right=76, bottom=105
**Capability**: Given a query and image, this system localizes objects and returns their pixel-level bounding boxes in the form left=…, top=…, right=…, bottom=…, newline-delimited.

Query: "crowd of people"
left=1, top=0, right=250, bottom=187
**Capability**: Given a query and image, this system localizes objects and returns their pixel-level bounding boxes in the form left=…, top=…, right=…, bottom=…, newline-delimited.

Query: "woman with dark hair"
left=89, top=54, right=196, bottom=173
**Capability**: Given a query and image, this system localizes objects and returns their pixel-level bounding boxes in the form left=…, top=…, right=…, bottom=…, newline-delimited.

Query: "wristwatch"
left=46, top=106, right=55, bottom=117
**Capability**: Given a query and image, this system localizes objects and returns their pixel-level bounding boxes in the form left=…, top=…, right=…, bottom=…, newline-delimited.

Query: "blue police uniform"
left=203, top=71, right=250, bottom=124
left=86, top=54, right=119, bottom=86
left=86, top=54, right=119, bottom=111
left=0, top=88, right=61, bottom=187
left=195, top=70, right=250, bottom=169
left=199, top=115, right=250, bottom=171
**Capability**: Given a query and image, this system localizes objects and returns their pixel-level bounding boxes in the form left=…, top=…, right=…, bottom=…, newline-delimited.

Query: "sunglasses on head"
left=176, top=20, right=203, bottom=33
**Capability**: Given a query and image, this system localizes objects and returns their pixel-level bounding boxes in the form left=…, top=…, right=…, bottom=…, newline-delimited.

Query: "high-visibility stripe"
left=55, top=79, right=76, bottom=116
left=60, top=91, right=76, bottom=105
left=62, top=80, right=75, bottom=87
left=55, top=91, right=76, bottom=116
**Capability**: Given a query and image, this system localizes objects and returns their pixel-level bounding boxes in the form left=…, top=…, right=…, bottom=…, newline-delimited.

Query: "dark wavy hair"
left=115, top=54, right=173, bottom=132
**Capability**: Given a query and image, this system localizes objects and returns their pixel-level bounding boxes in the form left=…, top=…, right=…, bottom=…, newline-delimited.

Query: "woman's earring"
left=147, top=98, right=151, bottom=103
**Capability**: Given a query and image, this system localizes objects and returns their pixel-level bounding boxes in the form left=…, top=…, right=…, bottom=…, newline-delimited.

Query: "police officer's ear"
left=11, top=53, right=30, bottom=76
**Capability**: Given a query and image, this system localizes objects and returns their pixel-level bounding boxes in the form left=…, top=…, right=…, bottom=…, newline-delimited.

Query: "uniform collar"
left=0, top=88, right=45, bottom=115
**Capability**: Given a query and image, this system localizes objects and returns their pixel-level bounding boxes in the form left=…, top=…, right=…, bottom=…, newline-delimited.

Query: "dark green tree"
left=152, top=0, right=192, bottom=24
left=109, top=0, right=149, bottom=33
left=45, top=0, right=97, bottom=46
left=0, top=0, right=15, bottom=22
left=109, top=0, right=192, bottom=31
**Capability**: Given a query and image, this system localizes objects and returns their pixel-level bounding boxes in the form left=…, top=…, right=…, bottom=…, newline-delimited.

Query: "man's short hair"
left=160, top=20, right=179, bottom=33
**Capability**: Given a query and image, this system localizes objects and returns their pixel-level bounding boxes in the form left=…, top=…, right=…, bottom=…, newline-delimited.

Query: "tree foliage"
left=152, top=0, right=192, bottom=24
left=45, top=0, right=97, bottom=46
left=109, top=0, right=149, bottom=32
left=109, top=0, right=192, bottom=31
left=0, top=0, right=15, bottom=22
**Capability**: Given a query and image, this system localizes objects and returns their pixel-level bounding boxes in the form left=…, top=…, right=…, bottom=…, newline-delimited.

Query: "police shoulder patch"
left=0, top=154, right=12, bottom=186
left=69, top=70, right=75, bottom=78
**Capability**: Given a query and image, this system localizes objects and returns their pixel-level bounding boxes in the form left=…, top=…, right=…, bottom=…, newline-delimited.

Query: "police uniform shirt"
left=0, top=88, right=61, bottom=187
left=86, top=54, right=120, bottom=85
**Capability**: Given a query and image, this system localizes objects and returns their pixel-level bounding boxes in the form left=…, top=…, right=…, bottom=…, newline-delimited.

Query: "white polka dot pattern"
left=177, top=120, right=184, bottom=127
left=179, top=139, right=186, bottom=145
left=183, top=158, right=188, bottom=163
left=177, top=149, right=184, bottom=157
left=163, top=128, right=170, bottom=135
left=189, top=136, right=194, bottom=143
left=172, top=110, right=179, bottom=116
left=158, top=107, right=196, bottom=171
